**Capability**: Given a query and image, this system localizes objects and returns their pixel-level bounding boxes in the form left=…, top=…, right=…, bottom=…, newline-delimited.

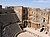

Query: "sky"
left=0, top=0, right=50, bottom=8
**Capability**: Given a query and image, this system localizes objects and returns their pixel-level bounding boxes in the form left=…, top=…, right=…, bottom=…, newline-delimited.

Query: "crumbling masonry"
left=0, top=5, right=50, bottom=37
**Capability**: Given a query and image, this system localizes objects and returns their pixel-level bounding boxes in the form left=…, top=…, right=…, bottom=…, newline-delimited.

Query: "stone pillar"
left=0, top=5, right=2, bottom=14
left=0, top=5, right=2, bottom=37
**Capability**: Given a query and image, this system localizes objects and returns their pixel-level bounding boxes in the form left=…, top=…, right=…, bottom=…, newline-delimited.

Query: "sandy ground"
left=17, top=27, right=50, bottom=37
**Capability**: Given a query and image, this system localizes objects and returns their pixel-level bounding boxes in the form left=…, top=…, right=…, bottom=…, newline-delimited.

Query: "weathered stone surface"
left=2, top=23, right=21, bottom=37
left=0, top=13, right=21, bottom=37
left=0, top=13, right=20, bottom=27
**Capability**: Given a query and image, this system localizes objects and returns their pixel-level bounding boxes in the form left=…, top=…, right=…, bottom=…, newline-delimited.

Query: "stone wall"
left=28, top=8, right=49, bottom=29
left=0, top=7, right=22, bottom=37
left=14, top=6, right=23, bottom=21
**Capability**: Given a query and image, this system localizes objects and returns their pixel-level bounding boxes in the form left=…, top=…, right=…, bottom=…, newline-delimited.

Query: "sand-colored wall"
left=28, top=8, right=49, bottom=29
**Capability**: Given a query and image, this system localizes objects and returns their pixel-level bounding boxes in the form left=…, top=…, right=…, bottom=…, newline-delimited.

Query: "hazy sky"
left=0, top=0, right=50, bottom=8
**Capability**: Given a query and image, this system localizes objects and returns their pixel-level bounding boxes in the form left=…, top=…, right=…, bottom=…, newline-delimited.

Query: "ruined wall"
left=14, top=6, right=23, bottom=21
left=28, top=8, right=49, bottom=29
left=0, top=6, right=22, bottom=37
left=14, top=6, right=28, bottom=28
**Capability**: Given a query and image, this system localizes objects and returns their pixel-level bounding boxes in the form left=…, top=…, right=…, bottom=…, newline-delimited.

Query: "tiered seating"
left=0, top=13, right=22, bottom=37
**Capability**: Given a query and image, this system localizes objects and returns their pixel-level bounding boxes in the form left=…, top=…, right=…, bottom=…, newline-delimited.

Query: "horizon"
left=0, top=0, right=50, bottom=8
